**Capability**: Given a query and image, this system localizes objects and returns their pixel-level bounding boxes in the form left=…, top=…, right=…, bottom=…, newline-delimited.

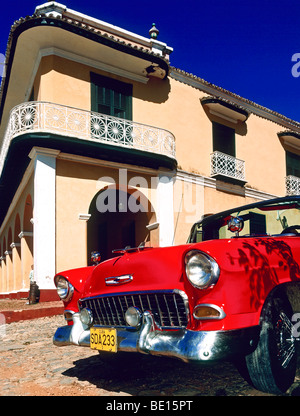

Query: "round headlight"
left=185, top=250, right=220, bottom=289
left=55, top=275, right=74, bottom=301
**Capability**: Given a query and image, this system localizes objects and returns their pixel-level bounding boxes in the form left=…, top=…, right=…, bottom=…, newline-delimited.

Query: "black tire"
left=244, top=294, right=297, bottom=394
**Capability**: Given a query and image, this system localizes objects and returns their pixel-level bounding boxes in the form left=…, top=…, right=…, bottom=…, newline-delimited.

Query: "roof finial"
left=149, top=23, right=159, bottom=39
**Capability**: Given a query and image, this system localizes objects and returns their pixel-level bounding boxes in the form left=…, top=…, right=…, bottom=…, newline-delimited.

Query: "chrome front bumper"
left=53, top=311, right=260, bottom=362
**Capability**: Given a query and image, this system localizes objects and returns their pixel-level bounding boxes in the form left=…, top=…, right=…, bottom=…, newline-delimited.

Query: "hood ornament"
left=105, top=274, right=133, bottom=286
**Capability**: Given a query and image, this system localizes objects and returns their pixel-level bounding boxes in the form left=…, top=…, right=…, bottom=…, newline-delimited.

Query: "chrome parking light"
left=80, top=308, right=94, bottom=327
left=125, top=306, right=142, bottom=328
left=193, top=304, right=226, bottom=320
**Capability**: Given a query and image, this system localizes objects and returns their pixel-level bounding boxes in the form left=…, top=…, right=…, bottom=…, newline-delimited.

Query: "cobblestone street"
left=1, top=313, right=300, bottom=397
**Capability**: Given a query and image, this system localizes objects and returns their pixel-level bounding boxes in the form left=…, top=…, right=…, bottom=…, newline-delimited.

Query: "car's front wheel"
left=244, top=294, right=297, bottom=394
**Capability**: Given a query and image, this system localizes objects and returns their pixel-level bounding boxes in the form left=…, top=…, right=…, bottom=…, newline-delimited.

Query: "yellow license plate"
left=90, top=327, right=117, bottom=352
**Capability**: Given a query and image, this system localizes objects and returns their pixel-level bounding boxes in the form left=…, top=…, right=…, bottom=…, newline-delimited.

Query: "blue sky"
left=1, top=0, right=300, bottom=122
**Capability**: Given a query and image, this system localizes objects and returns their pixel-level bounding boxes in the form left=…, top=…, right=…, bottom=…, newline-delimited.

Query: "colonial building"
left=1, top=2, right=300, bottom=300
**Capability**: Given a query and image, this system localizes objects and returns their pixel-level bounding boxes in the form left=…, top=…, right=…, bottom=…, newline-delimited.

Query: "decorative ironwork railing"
left=210, top=151, right=246, bottom=182
left=286, top=175, right=300, bottom=195
left=0, top=101, right=176, bottom=176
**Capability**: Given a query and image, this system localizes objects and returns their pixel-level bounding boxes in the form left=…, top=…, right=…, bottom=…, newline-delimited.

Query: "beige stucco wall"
left=36, top=55, right=91, bottom=110
left=172, top=176, right=205, bottom=245
left=237, top=113, right=286, bottom=195
left=134, top=77, right=212, bottom=177
left=204, top=186, right=258, bottom=216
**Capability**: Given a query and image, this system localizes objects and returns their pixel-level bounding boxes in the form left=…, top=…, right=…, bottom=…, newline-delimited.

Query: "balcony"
left=211, top=151, right=246, bottom=184
left=0, top=101, right=176, bottom=176
left=286, top=175, right=300, bottom=195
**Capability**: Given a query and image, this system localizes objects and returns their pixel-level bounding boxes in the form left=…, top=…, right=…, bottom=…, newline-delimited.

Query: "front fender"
left=54, top=266, right=94, bottom=312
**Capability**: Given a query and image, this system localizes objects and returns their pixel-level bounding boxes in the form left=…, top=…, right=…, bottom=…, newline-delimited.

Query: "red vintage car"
left=53, top=196, right=300, bottom=394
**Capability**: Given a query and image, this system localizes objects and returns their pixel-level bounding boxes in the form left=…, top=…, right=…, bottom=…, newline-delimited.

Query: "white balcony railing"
left=0, top=101, right=176, bottom=176
left=286, top=175, right=300, bottom=195
left=211, top=151, right=246, bottom=182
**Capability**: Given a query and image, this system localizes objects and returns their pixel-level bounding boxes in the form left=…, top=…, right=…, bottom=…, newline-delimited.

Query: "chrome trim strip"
left=79, top=289, right=183, bottom=301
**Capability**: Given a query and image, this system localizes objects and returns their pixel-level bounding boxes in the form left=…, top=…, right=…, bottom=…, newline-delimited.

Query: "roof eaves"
left=0, top=13, right=170, bottom=122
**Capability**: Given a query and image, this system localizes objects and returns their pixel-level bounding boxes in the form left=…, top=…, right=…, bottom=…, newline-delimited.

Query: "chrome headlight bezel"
left=185, top=250, right=220, bottom=289
left=54, top=275, right=74, bottom=301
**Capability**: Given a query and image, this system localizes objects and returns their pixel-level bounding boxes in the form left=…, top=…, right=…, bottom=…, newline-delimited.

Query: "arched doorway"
left=87, top=187, right=155, bottom=262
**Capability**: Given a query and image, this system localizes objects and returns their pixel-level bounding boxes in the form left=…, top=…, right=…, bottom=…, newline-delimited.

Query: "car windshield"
left=188, top=197, right=300, bottom=243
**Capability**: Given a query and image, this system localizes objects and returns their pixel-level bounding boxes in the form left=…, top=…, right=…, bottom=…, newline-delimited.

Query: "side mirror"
left=91, top=251, right=101, bottom=265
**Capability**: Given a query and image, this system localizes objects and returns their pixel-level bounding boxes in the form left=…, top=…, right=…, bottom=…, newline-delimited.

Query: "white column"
left=29, top=147, right=60, bottom=290
left=157, top=171, right=175, bottom=247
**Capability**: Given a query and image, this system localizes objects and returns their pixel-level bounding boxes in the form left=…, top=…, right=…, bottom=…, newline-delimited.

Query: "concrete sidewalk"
left=0, top=299, right=64, bottom=323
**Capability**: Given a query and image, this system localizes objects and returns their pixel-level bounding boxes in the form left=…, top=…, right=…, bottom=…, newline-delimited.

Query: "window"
left=286, top=151, right=300, bottom=178
left=212, top=122, right=235, bottom=156
left=91, top=73, right=132, bottom=120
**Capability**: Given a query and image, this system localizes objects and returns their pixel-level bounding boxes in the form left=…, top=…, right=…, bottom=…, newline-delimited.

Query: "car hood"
left=80, top=244, right=193, bottom=299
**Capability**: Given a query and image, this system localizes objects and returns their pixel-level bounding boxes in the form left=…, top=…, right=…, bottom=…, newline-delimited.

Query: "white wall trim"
left=29, top=147, right=60, bottom=290
left=157, top=170, right=175, bottom=247
left=177, top=169, right=279, bottom=201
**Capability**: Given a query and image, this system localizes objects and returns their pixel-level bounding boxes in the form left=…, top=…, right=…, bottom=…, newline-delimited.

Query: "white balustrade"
left=211, top=151, right=245, bottom=182
left=286, top=175, right=300, bottom=195
left=0, top=101, right=176, bottom=176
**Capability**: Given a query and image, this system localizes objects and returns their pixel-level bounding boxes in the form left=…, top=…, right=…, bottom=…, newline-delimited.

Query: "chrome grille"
left=79, top=291, right=189, bottom=329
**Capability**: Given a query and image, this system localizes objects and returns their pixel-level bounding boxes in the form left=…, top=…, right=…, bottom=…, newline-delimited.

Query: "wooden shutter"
left=212, top=122, right=235, bottom=157
left=91, top=73, right=132, bottom=120
left=286, top=151, right=300, bottom=178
